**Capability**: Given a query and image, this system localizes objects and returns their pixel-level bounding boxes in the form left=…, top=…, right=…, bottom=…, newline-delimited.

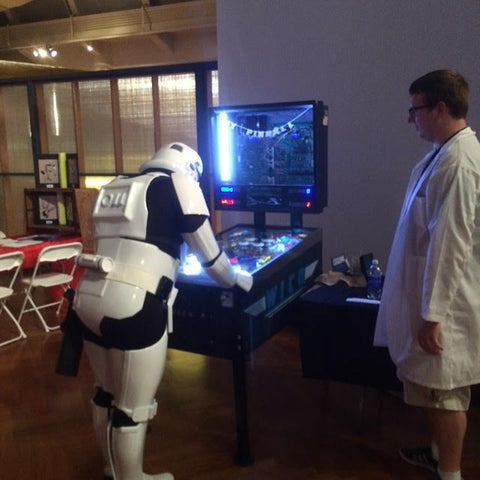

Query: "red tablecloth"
left=0, top=234, right=84, bottom=299
left=0, top=234, right=82, bottom=269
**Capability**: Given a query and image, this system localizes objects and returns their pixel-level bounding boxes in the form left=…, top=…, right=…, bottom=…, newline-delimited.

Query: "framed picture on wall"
left=35, top=155, right=60, bottom=188
left=66, top=154, right=80, bottom=188
left=35, top=194, right=59, bottom=225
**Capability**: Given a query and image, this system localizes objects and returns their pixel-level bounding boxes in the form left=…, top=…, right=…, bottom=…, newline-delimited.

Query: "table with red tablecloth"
left=0, top=234, right=84, bottom=299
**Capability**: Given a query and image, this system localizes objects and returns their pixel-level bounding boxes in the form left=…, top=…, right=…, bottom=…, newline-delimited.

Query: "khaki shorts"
left=403, top=379, right=471, bottom=411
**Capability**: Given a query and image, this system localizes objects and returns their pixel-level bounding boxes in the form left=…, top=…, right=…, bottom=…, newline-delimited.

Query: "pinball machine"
left=169, top=99, right=328, bottom=464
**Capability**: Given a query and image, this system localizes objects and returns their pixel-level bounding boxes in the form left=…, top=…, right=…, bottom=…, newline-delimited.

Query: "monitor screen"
left=209, top=100, right=328, bottom=214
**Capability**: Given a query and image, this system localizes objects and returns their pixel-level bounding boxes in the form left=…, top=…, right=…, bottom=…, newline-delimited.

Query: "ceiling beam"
left=0, top=0, right=215, bottom=52
left=0, top=59, right=76, bottom=78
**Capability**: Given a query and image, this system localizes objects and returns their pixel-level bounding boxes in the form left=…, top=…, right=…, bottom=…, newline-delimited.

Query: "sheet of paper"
left=346, top=297, right=380, bottom=305
left=0, top=238, right=43, bottom=247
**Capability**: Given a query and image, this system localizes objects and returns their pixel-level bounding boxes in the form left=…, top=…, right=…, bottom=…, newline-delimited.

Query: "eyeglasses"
left=408, top=104, right=433, bottom=117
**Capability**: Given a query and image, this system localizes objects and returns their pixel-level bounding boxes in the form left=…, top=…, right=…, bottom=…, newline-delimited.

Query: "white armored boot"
left=110, top=421, right=174, bottom=480
left=92, top=402, right=114, bottom=480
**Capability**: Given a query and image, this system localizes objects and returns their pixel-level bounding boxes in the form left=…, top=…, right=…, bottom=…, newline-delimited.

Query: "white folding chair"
left=0, top=251, right=27, bottom=347
left=18, top=242, right=83, bottom=332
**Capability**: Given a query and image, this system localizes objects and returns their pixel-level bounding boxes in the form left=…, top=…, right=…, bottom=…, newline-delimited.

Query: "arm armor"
left=182, top=222, right=252, bottom=292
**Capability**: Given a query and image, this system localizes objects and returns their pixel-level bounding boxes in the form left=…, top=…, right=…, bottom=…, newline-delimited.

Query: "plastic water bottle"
left=366, top=258, right=383, bottom=300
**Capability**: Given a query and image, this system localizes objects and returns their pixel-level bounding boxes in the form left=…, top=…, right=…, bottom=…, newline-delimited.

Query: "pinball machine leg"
left=232, top=350, right=254, bottom=465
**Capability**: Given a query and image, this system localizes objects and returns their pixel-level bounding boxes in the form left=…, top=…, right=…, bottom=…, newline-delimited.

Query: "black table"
left=297, top=282, right=401, bottom=391
left=297, top=283, right=480, bottom=408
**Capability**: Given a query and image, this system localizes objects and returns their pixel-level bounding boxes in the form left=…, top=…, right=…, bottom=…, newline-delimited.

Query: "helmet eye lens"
left=188, top=161, right=202, bottom=181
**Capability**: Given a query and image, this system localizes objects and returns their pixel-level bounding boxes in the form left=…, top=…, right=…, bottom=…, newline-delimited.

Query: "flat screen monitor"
left=209, top=100, right=328, bottom=218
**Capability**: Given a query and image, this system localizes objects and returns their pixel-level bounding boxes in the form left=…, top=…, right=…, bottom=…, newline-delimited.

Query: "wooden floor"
left=1, top=310, right=480, bottom=480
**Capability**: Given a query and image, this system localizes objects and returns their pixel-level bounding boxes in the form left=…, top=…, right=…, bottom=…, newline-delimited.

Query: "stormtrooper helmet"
left=139, top=142, right=203, bottom=182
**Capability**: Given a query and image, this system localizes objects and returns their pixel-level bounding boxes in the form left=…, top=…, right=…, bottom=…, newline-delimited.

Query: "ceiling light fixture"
left=33, top=45, right=57, bottom=58
left=47, top=45, right=58, bottom=57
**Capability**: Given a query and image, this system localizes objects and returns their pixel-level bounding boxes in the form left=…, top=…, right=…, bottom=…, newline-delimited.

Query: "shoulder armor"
left=171, top=172, right=209, bottom=216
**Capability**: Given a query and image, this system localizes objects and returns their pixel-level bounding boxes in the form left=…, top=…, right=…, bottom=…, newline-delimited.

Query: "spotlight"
left=47, top=45, right=57, bottom=57
left=86, top=44, right=94, bottom=52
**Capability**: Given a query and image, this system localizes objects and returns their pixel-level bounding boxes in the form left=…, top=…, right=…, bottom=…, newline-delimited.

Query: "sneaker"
left=398, top=446, right=438, bottom=472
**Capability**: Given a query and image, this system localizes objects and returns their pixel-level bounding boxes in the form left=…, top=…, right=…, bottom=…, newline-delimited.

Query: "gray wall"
left=215, top=0, right=480, bottom=272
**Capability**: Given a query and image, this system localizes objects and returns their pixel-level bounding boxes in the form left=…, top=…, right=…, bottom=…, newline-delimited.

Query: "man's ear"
left=436, top=101, right=449, bottom=115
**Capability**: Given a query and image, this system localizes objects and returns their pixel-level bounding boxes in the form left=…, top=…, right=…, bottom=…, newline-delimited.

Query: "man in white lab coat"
left=374, top=70, right=480, bottom=480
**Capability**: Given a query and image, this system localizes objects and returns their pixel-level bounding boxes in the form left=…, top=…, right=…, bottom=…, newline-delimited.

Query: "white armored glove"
left=203, top=250, right=254, bottom=292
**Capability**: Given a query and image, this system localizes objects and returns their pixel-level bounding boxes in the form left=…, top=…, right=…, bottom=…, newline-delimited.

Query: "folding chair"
left=0, top=251, right=27, bottom=347
left=18, top=241, right=83, bottom=332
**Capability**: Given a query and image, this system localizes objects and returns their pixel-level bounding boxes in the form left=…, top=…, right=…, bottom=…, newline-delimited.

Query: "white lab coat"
left=374, top=127, right=480, bottom=389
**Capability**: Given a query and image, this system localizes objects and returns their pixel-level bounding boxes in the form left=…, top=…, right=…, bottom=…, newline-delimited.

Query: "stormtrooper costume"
left=73, top=143, right=252, bottom=480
